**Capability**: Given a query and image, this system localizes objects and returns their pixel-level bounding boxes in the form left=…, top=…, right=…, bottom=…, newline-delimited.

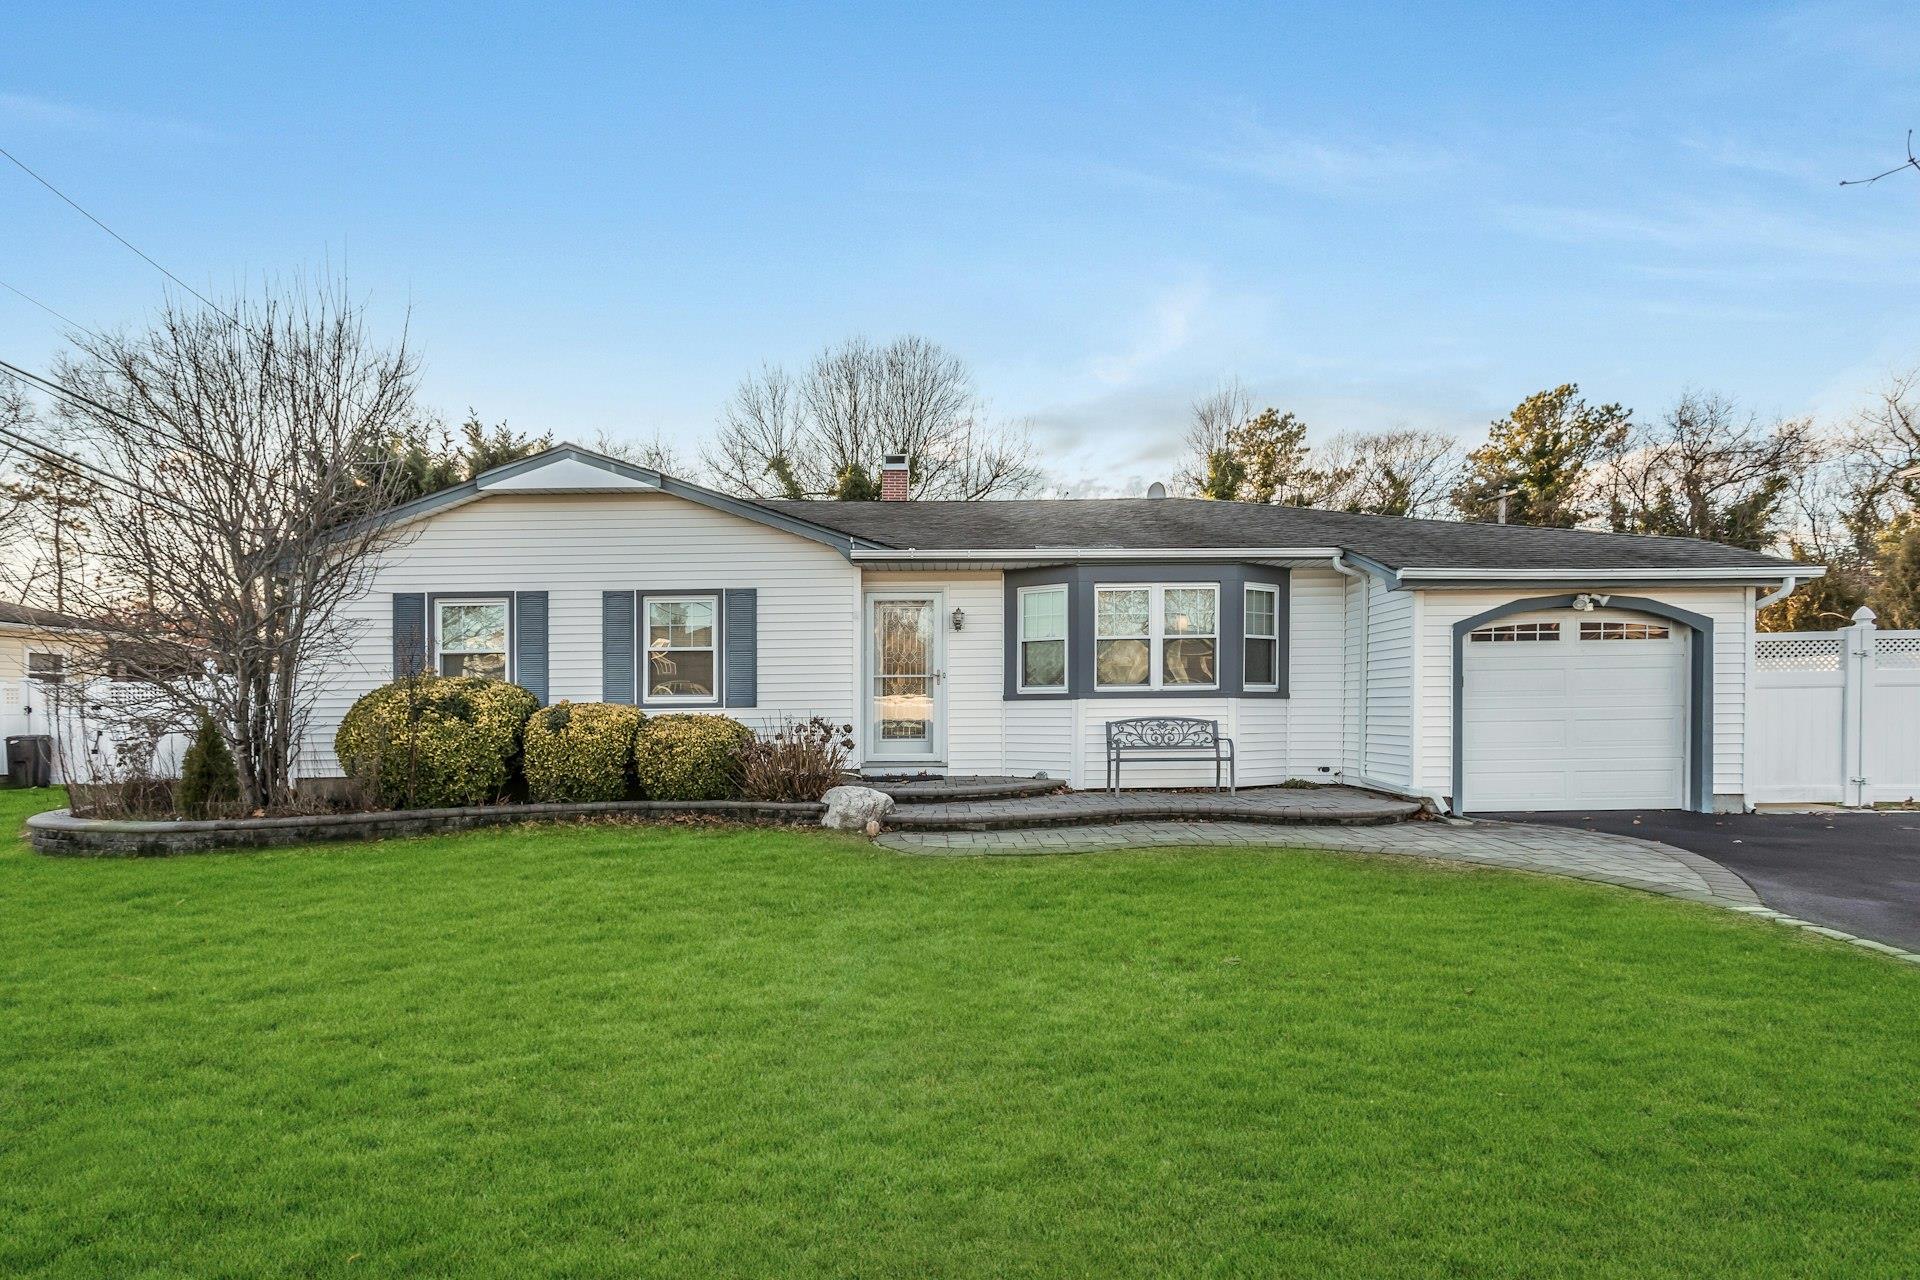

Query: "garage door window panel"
left=1468, top=622, right=1561, bottom=643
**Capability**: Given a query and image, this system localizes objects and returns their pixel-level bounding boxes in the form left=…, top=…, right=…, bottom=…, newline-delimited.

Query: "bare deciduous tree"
left=705, top=337, right=1040, bottom=499
left=1177, top=379, right=1253, bottom=497
left=1600, top=391, right=1819, bottom=549
left=593, top=429, right=694, bottom=477
left=47, top=280, right=423, bottom=809
left=1317, top=429, right=1463, bottom=518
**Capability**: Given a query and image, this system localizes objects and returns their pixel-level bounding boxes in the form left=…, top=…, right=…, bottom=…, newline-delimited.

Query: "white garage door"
left=1463, top=610, right=1688, bottom=811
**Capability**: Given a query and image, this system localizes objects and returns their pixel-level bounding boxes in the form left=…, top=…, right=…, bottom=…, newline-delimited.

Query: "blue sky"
left=4, top=1, right=1918, bottom=494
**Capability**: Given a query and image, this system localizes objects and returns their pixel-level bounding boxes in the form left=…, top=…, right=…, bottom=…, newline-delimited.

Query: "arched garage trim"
left=1450, top=594, right=1714, bottom=816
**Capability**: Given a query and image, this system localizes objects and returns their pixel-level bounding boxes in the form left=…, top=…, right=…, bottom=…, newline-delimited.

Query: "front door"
left=866, top=593, right=944, bottom=764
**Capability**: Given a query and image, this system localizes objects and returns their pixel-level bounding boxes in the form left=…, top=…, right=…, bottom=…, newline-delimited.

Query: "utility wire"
left=0, top=278, right=100, bottom=339
left=0, top=144, right=238, bottom=324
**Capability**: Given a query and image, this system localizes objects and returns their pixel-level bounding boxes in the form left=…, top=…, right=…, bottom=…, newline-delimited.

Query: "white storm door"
left=866, top=592, right=945, bottom=762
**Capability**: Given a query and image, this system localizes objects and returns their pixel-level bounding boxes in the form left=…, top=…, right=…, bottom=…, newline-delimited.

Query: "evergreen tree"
left=177, top=715, right=241, bottom=818
left=1454, top=384, right=1631, bottom=527
left=1872, top=514, right=1920, bottom=629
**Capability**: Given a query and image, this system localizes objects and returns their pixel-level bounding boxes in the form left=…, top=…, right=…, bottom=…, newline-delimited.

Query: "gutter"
left=847, top=546, right=1344, bottom=562
left=1394, top=565, right=1825, bottom=584
left=1329, top=553, right=1369, bottom=786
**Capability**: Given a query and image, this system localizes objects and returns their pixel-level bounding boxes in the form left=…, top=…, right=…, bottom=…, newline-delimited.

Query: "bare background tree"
left=706, top=336, right=1039, bottom=500
left=1598, top=391, right=1819, bottom=549
left=1177, top=379, right=1253, bottom=497
left=1316, top=429, right=1463, bottom=518
left=0, top=381, right=85, bottom=605
left=45, top=280, right=424, bottom=809
left=593, top=428, right=693, bottom=476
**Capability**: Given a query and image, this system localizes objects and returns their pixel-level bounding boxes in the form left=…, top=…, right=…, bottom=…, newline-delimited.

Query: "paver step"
left=861, top=775, right=1069, bottom=804
left=881, top=785, right=1423, bottom=832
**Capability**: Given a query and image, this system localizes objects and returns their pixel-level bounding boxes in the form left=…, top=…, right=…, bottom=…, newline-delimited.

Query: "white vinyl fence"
left=0, top=677, right=190, bottom=786
left=1750, top=608, right=1920, bottom=807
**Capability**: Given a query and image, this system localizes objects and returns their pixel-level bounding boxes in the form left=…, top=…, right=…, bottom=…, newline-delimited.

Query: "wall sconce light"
left=951, top=608, right=965, bottom=632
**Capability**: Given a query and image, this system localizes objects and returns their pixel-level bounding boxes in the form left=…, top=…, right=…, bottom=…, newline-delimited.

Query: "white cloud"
left=1200, top=113, right=1459, bottom=195
left=1086, top=280, right=1208, bottom=386
left=0, top=91, right=208, bottom=139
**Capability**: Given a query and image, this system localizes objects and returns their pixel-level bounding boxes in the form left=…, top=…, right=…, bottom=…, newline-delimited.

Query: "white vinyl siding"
left=863, top=571, right=1005, bottom=775
left=300, top=492, right=861, bottom=777
left=1363, top=576, right=1416, bottom=788
left=1285, top=566, right=1346, bottom=780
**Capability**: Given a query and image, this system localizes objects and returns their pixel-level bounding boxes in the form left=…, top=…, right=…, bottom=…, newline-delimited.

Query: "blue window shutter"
left=602, top=591, right=636, bottom=704
left=393, top=594, right=427, bottom=677
left=724, top=588, right=757, bottom=708
left=515, top=591, right=549, bottom=704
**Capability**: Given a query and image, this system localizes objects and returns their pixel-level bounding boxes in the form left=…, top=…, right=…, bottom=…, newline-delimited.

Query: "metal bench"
left=1105, top=717, right=1236, bottom=794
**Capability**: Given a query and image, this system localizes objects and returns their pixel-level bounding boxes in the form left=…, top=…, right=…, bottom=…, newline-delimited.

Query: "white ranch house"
left=297, top=445, right=1824, bottom=816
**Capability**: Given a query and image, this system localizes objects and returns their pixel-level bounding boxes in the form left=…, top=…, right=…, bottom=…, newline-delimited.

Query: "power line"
left=0, top=144, right=238, bottom=324
left=0, top=278, right=99, bottom=339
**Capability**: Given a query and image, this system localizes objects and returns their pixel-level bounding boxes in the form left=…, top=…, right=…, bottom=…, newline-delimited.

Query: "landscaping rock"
left=821, top=785, right=894, bottom=832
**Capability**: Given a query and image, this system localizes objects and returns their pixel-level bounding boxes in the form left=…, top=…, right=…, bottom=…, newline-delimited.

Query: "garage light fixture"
left=1571, top=593, right=1611, bottom=611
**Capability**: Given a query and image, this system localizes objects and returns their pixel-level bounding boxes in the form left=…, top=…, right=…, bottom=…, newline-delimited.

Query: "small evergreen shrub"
left=523, top=701, right=644, bottom=802
left=335, top=675, right=539, bottom=809
left=633, top=713, right=753, bottom=801
left=176, top=716, right=241, bottom=819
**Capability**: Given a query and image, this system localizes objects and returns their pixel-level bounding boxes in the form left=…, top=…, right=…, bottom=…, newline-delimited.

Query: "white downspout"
left=1755, top=576, right=1798, bottom=612
left=1330, top=553, right=1368, bottom=785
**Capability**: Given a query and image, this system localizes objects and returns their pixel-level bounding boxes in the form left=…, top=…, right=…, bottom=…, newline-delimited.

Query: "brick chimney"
left=880, top=453, right=910, bottom=501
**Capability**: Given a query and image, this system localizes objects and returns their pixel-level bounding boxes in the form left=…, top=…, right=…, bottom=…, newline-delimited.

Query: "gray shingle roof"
left=0, top=601, right=83, bottom=630
left=756, top=497, right=1811, bottom=574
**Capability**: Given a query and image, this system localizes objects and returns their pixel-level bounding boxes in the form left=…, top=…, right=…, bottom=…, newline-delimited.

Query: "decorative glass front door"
left=868, top=594, right=941, bottom=760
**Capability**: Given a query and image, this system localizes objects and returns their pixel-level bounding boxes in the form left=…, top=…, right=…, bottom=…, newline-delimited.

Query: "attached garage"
left=1461, top=609, right=1688, bottom=810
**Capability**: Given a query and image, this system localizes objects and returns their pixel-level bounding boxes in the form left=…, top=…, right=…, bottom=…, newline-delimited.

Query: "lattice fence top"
left=1876, top=634, right=1920, bottom=669
left=1755, top=634, right=1842, bottom=672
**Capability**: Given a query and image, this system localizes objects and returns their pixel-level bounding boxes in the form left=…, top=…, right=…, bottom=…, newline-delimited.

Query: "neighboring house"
left=301, top=444, right=1820, bottom=815
left=0, top=601, right=82, bottom=776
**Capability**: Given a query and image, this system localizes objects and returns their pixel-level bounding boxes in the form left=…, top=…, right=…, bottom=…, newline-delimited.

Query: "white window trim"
left=435, top=597, right=512, bottom=680
left=1016, top=584, right=1069, bottom=693
left=1243, top=584, right=1279, bottom=691
left=645, top=593, right=721, bottom=705
left=1094, top=583, right=1221, bottom=692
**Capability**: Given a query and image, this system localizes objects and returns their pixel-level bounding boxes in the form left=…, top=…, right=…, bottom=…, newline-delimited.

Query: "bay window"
left=1244, top=585, right=1279, bottom=690
left=436, top=599, right=509, bottom=679
left=1018, top=585, right=1068, bottom=691
left=1094, top=584, right=1218, bottom=691
left=646, top=596, right=718, bottom=701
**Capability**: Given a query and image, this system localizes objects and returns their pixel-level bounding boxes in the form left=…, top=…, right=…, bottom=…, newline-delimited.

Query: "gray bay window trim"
left=392, top=590, right=551, bottom=703
left=1002, top=563, right=1289, bottom=700
left=601, top=587, right=759, bottom=709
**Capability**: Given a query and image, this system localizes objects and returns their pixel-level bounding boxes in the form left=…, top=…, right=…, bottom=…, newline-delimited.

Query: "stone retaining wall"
left=27, top=800, right=825, bottom=857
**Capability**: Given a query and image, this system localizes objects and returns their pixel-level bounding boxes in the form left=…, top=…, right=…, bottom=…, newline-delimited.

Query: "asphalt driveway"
left=1488, top=809, right=1920, bottom=951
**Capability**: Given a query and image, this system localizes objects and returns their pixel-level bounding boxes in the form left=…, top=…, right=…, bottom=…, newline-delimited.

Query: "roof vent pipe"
left=1147, top=481, right=1168, bottom=499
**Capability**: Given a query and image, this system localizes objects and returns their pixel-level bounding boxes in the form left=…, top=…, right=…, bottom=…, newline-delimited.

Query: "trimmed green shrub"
left=335, top=675, right=539, bottom=809
left=523, top=701, right=644, bottom=803
left=633, top=713, right=752, bottom=801
left=176, top=715, right=241, bottom=818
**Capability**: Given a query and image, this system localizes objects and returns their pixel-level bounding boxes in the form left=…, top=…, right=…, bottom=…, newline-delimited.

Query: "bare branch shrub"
left=738, top=715, right=857, bottom=802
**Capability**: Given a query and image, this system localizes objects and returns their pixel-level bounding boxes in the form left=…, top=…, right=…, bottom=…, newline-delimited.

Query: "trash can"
left=6, top=735, right=52, bottom=788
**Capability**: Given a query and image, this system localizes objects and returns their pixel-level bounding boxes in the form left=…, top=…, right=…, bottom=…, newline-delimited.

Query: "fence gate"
left=1751, top=607, right=1920, bottom=807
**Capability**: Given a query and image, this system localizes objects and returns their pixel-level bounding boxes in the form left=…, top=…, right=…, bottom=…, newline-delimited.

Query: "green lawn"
left=2, top=789, right=1916, bottom=1278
